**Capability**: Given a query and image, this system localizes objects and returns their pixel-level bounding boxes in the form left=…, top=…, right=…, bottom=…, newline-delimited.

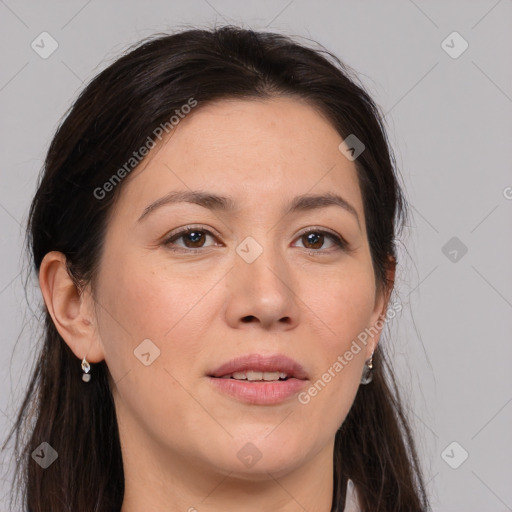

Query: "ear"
left=38, top=251, right=104, bottom=363
left=366, top=255, right=396, bottom=359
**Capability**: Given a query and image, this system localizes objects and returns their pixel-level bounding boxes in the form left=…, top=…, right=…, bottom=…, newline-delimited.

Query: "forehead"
left=156, top=96, right=344, bottom=170
left=116, top=96, right=364, bottom=225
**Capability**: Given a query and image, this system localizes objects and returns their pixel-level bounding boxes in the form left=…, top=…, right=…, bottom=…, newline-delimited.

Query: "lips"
left=208, top=353, right=308, bottom=381
left=207, top=353, right=309, bottom=405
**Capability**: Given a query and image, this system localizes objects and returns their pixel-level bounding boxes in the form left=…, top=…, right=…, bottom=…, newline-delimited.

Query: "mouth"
left=207, top=353, right=308, bottom=405
left=207, top=353, right=308, bottom=381
left=216, top=370, right=291, bottom=382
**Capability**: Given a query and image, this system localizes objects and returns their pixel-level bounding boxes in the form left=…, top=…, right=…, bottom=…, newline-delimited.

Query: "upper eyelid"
left=165, top=225, right=220, bottom=242
left=295, top=225, right=342, bottom=239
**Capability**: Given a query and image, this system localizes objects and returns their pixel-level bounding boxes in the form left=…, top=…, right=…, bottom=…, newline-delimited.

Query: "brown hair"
left=3, top=26, right=430, bottom=511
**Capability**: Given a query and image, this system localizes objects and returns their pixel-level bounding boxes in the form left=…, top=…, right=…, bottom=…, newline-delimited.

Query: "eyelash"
left=162, top=225, right=348, bottom=255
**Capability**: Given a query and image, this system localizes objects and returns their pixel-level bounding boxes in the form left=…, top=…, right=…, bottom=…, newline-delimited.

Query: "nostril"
left=242, top=315, right=256, bottom=323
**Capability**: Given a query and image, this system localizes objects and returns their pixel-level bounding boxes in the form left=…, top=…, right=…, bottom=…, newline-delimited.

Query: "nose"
left=224, top=238, right=301, bottom=331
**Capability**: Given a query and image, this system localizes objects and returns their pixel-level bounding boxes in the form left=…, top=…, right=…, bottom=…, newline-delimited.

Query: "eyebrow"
left=137, top=190, right=360, bottom=227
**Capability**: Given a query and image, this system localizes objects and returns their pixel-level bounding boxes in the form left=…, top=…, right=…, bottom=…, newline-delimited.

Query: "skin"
left=39, top=96, right=395, bottom=511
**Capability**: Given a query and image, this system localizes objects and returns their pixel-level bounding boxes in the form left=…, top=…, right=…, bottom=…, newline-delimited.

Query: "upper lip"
left=208, top=353, right=308, bottom=380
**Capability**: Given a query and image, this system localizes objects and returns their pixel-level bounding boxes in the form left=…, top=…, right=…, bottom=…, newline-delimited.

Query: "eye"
left=162, top=226, right=348, bottom=254
left=163, top=226, right=220, bottom=252
left=293, top=229, right=347, bottom=253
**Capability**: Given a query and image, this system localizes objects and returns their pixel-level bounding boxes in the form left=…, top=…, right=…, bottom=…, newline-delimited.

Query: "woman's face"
left=89, top=97, right=390, bottom=481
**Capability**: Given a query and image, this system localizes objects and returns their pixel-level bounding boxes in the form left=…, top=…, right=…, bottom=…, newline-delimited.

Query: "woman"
left=3, top=26, right=430, bottom=511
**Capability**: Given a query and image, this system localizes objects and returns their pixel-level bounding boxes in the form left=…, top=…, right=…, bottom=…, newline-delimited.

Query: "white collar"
left=342, top=479, right=361, bottom=512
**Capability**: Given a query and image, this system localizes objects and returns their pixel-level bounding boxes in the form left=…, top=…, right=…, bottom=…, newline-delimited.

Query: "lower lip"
left=208, top=377, right=308, bottom=405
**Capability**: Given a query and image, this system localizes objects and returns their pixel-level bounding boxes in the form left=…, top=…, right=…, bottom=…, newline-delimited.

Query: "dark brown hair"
left=3, top=25, right=430, bottom=511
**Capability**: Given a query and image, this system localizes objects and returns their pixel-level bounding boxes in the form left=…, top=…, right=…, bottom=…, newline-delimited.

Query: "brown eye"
left=164, top=227, right=218, bottom=252
left=179, top=230, right=207, bottom=248
left=302, top=232, right=325, bottom=250
left=293, top=229, right=347, bottom=253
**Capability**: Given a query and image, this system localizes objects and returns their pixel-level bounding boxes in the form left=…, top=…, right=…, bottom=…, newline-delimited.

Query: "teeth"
left=222, top=371, right=289, bottom=381
left=263, top=372, right=281, bottom=381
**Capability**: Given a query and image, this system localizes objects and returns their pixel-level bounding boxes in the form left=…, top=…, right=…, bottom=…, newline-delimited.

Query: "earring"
left=360, top=353, right=373, bottom=385
left=81, top=357, right=91, bottom=382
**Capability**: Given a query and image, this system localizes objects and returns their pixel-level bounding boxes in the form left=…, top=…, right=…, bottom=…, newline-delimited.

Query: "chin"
left=211, top=437, right=308, bottom=478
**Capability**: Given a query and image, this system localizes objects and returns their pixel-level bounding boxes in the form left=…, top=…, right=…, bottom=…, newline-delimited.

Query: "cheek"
left=94, top=255, right=221, bottom=442
left=305, top=258, right=377, bottom=349
left=94, top=253, right=221, bottom=373
left=298, top=260, right=376, bottom=417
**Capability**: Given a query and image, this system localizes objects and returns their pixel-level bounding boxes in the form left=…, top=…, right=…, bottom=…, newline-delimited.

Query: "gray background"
left=1, top=1, right=511, bottom=510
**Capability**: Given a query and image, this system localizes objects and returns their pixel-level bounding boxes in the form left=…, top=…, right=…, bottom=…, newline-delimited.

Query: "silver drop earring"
left=360, top=353, right=374, bottom=385
left=81, top=357, right=91, bottom=382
